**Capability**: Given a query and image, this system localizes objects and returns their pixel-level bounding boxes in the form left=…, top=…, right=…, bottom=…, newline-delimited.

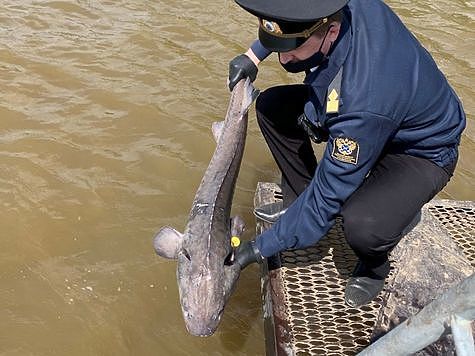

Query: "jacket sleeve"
left=255, top=112, right=398, bottom=257
left=250, top=39, right=272, bottom=61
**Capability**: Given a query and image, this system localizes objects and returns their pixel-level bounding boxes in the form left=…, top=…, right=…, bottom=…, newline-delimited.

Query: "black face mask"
left=279, top=26, right=332, bottom=73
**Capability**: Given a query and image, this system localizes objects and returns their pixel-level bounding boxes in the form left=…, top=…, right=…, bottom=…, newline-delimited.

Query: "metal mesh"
left=428, top=201, right=475, bottom=267
left=260, top=185, right=475, bottom=356
left=278, top=220, right=382, bottom=355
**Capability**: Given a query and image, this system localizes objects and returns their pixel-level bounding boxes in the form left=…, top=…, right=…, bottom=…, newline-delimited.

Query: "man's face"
left=279, top=35, right=324, bottom=64
left=279, top=22, right=340, bottom=64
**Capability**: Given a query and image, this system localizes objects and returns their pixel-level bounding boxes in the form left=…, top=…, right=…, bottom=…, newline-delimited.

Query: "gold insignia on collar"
left=332, top=137, right=359, bottom=165
left=261, top=19, right=283, bottom=35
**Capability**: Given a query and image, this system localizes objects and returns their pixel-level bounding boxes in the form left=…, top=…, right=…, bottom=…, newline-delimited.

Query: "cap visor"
left=258, top=27, right=305, bottom=52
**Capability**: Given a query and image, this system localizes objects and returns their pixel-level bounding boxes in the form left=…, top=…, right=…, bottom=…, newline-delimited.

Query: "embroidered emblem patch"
left=332, top=137, right=359, bottom=165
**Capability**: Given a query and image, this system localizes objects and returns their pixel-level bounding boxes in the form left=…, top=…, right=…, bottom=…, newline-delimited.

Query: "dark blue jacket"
left=255, top=0, right=466, bottom=257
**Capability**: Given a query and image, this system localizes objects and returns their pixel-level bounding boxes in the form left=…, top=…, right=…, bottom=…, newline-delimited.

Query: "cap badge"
left=261, top=19, right=283, bottom=35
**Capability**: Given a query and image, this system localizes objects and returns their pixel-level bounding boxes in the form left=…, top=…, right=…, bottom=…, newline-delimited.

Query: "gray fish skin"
left=153, top=78, right=258, bottom=336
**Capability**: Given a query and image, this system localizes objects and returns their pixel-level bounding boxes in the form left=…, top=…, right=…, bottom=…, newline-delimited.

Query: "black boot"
left=345, top=260, right=385, bottom=308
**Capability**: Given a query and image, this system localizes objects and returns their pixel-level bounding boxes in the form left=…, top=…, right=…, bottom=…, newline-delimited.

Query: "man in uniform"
left=230, top=0, right=466, bottom=307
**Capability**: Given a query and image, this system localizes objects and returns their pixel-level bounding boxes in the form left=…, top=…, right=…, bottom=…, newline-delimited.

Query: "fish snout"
left=179, top=275, right=226, bottom=337
left=182, top=309, right=223, bottom=337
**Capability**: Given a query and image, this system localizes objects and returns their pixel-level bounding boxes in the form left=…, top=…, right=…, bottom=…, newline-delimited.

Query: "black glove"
left=235, top=239, right=263, bottom=270
left=228, top=54, right=258, bottom=91
left=297, top=113, right=329, bottom=144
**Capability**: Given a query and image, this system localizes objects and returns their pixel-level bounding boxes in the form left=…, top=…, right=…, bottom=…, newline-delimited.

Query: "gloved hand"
left=228, top=54, right=258, bottom=91
left=234, top=239, right=264, bottom=270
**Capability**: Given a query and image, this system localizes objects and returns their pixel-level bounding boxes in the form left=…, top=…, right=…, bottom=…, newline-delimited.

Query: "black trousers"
left=256, top=85, right=455, bottom=279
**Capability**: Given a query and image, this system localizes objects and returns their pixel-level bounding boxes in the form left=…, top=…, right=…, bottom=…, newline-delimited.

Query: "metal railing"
left=358, top=272, right=475, bottom=356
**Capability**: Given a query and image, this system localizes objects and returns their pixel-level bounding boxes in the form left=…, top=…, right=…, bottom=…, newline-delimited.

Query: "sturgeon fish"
left=153, top=78, right=259, bottom=336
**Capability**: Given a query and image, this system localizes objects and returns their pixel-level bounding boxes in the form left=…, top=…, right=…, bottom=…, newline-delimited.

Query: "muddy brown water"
left=0, top=0, right=473, bottom=355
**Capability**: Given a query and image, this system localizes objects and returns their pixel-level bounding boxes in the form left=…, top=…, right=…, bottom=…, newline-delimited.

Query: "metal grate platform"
left=427, top=200, right=475, bottom=267
left=255, top=182, right=475, bottom=356
left=278, top=232, right=379, bottom=355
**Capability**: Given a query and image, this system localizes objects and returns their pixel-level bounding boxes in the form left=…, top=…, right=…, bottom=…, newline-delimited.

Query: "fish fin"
left=241, top=77, right=260, bottom=113
left=230, top=216, right=245, bottom=237
left=224, top=264, right=241, bottom=298
left=251, top=87, right=260, bottom=102
left=153, top=226, right=183, bottom=259
left=211, top=121, right=225, bottom=143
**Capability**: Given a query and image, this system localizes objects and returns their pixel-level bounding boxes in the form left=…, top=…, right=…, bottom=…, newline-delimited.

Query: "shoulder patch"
left=332, top=137, right=359, bottom=165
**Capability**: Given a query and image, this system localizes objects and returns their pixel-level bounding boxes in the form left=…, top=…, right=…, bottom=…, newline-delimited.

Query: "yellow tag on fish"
left=231, top=236, right=240, bottom=248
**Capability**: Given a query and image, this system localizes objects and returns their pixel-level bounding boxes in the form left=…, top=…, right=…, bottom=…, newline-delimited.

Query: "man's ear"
left=327, top=22, right=341, bottom=42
